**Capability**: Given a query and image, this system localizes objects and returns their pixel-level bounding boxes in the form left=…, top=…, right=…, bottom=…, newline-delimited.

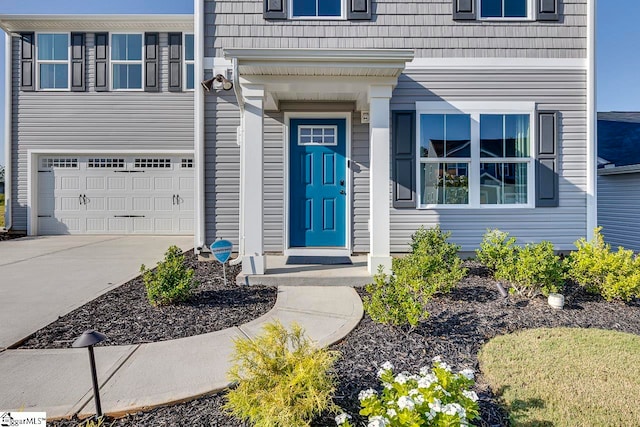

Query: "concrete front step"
left=236, top=255, right=374, bottom=286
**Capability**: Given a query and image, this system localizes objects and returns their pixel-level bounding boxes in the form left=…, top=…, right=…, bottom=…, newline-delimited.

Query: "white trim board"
left=283, top=112, right=352, bottom=257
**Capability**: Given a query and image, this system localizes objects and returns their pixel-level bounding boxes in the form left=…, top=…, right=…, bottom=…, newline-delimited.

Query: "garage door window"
left=134, top=158, right=172, bottom=168
left=88, top=158, right=125, bottom=168
left=181, top=159, right=194, bottom=168
left=41, top=158, right=78, bottom=169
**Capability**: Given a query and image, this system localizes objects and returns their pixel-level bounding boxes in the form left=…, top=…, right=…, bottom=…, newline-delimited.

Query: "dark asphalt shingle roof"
left=598, top=112, right=640, bottom=167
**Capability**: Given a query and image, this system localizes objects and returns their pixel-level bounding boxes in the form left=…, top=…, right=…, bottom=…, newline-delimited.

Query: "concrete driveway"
left=0, top=235, right=193, bottom=350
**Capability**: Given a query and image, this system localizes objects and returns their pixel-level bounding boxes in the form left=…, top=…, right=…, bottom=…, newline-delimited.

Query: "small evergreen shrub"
left=495, top=241, right=564, bottom=297
left=335, top=358, right=480, bottom=427
left=364, top=226, right=467, bottom=327
left=225, top=321, right=339, bottom=427
left=140, top=245, right=198, bottom=306
left=565, top=228, right=640, bottom=301
left=476, top=229, right=518, bottom=272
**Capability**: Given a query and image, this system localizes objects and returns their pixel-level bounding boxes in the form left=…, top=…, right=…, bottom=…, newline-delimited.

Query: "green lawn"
left=0, top=193, right=5, bottom=228
left=479, top=328, right=640, bottom=426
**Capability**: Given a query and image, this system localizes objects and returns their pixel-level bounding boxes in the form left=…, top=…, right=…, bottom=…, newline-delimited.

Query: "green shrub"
left=476, top=229, right=518, bottom=272
left=565, top=228, right=640, bottom=301
left=364, top=226, right=467, bottom=327
left=225, top=321, right=339, bottom=427
left=140, top=245, right=197, bottom=306
left=495, top=241, right=564, bottom=297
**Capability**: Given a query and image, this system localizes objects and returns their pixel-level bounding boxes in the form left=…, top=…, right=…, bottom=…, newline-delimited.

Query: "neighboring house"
left=597, top=112, right=640, bottom=251
left=2, top=0, right=597, bottom=277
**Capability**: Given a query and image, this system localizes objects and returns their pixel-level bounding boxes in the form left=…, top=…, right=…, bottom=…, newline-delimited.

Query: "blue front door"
left=290, top=119, right=347, bottom=247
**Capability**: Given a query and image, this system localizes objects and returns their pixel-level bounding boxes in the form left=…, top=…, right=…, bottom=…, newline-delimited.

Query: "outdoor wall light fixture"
left=201, top=74, right=233, bottom=92
left=72, top=330, right=108, bottom=417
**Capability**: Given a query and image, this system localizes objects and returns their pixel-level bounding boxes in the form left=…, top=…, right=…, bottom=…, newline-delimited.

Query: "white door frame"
left=27, top=149, right=194, bottom=236
left=283, top=112, right=352, bottom=257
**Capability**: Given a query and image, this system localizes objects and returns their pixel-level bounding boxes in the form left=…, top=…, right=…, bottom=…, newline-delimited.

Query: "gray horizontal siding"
left=10, top=34, right=194, bottom=232
left=205, top=91, right=240, bottom=247
left=205, top=0, right=587, bottom=58
left=597, top=173, right=640, bottom=252
left=389, top=68, right=588, bottom=252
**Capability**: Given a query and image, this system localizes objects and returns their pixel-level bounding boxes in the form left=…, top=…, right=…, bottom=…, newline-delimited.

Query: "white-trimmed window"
left=291, top=0, right=344, bottom=18
left=184, top=34, right=195, bottom=90
left=480, top=0, right=531, bottom=19
left=298, top=126, right=337, bottom=145
left=37, top=33, right=70, bottom=90
left=417, top=102, right=535, bottom=208
left=111, top=33, right=143, bottom=90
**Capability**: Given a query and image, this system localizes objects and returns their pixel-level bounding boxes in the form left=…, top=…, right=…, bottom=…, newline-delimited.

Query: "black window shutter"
left=94, top=32, right=109, bottom=92
left=392, top=111, right=417, bottom=209
left=452, top=0, right=476, bottom=20
left=144, top=32, right=159, bottom=92
left=70, top=33, right=86, bottom=92
left=168, top=33, right=182, bottom=92
left=347, top=0, right=372, bottom=20
left=537, top=0, right=559, bottom=21
left=20, top=33, right=35, bottom=91
left=264, top=0, right=287, bottom=19
left=536, top=111, right=559, bottom=207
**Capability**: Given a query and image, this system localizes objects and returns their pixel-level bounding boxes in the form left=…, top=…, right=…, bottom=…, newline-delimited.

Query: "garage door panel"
left=132, top=177, right=152, bottom=191
left=108, top=176, right=127, bottom=190
left=86, top=176, right=106, bottom=190
left=38, top=155, right=194, bottom=235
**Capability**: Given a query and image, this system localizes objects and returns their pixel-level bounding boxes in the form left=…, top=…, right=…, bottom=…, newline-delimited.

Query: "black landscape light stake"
left=496, top=282, right=509, bottom=298
left=72, top=330, right=108, bottom=417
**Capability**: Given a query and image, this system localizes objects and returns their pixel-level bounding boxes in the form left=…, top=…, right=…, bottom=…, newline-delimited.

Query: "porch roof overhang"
left=224, top=48, right=415, bottom=111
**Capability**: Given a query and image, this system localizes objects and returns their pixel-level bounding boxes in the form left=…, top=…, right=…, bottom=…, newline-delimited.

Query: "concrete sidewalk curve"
left=0, top=286, right=363, bottom=420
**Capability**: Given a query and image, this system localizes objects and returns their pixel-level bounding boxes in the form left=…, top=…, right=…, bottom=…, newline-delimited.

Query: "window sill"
left=417, top=204, right=534, bottom=210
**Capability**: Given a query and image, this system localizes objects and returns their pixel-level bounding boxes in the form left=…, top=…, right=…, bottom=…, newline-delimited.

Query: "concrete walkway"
left=0, top=286, right=363, bottom=420
left=0, top=235, right=193, bottom=349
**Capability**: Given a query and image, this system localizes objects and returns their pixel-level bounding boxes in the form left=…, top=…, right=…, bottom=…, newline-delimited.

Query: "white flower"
left=335, top=413, right=352, bottom=425
left=419, top=366, right=432, bottom=376
left=459, top=368, right=475, bottom=380
left=397, top=395, right=416, bottom=411
left=443, top=403, right=466, bottom=419
left=381, top=361, right=394, bottom=371
left=394, top=372, right=409, bottom=385
left=367, top=415, right=390, bottom=427
left=433, top=385, right=451, bottom=396
left=428, top=398, right=442, bottom=413
left=383, top=382, right=393, bottom=390
left=408, top=388, right=420, bottom=396
left=386, top=408, right=397, bottom=418
left=437, top=361, right=452, bottom=372
left=426, top=409, right=436, bottom=420
left=358, top=388, right=377, bottom=401
left=418, top=373, right=437, bottom=389
left=414, top=394, right=425, bottom=405
left=463, top=390, right=479, bottom=402
left=432, top=355, right=442, bottom=363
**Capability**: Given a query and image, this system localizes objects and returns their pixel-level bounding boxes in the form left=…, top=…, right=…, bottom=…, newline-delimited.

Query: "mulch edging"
left=20, top=251, right=277, bottom=349
left=49, top=261, right=640, bottom=427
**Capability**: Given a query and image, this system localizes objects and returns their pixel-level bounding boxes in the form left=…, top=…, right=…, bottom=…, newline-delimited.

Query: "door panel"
left=289, top=119, right=347, bottom=248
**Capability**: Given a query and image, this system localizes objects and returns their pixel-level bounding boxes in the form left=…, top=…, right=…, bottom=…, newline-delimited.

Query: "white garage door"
left=37, top=156, right=195, bottom=235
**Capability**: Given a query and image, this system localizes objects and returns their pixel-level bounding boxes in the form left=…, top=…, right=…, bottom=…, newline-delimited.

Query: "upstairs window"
left=291, top=0, right=343, bottom=18
left=184, top=34, right=195, bottom=90
left=480, top=0, right=529, bottom=19
left=111, top=34, right=143, bottom=90
left=37, top=33, right=69, bottom=90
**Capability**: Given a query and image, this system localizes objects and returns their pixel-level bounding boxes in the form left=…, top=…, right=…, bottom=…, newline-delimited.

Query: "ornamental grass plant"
left=225, top=321, right=340, bottom=427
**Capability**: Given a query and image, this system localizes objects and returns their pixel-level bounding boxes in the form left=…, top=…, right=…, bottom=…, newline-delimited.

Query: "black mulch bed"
left=50, top=261, right=640, bottom=427
left=20, top=251, right=277, bottom=349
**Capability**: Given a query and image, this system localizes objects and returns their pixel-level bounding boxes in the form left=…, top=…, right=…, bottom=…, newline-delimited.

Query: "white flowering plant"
left=335, top=358, right=479, bottom=427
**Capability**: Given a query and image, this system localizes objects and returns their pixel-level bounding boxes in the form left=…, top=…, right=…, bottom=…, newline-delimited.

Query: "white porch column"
left=241, top=85, right=266, bottom=274
left=368, top=85, right=393, bottom=274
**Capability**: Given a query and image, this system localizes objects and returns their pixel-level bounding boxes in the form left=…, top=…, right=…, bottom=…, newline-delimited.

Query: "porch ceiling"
left=224, top=48, right=414, bottom=111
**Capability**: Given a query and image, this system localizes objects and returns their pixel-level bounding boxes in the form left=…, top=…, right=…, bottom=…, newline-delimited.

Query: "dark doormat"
left=285, top=256, right=353, bottom=265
